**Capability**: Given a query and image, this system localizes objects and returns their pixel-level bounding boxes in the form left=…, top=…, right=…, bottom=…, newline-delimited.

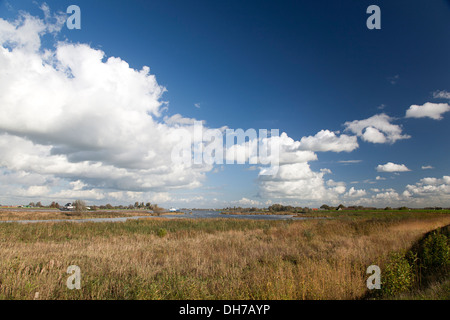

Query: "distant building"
left=62, top=203, right=74, bottom=211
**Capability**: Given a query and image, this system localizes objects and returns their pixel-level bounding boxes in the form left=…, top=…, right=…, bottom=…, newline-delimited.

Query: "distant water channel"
left=0, top=210, right=311, bottom=224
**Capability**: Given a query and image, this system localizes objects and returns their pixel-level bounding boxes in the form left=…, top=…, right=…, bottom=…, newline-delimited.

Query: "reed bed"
left=0, top=213, right=449, bottom=300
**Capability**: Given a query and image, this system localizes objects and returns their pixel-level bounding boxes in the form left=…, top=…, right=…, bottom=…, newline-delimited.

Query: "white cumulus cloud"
left=376, top=162, right=411, bottom=173
left=0, top=10, right=214, bottom=203
left=405, top=102, right=450, bottom=120
left=345, top=187, right=367, bottom=198
left=344, top=114, right=410, bottom=144
left=404, top=176, right=450, bottom=204
left=298, top=130, right=358, bottom=152
left=235, top=198, right=261, bottom=206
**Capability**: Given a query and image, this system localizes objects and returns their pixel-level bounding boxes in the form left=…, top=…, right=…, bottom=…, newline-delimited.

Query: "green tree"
left=50, top=201, right=60, bottom=209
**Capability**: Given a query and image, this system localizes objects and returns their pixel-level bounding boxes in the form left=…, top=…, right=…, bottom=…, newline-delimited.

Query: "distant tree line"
left=320, top=204, right=362, bottom=211
left=20, top=200, right=161, bottom=211
left=268, top=204, right=313, bottom=213
left=85, top=202, right=161, bottom=211
left=221, top=203, right=447, bottom=213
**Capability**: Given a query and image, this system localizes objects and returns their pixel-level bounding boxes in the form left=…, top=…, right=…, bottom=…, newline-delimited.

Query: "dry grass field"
left=0, top=209, right=159, bottom=221
left=0, top=210, right=449, bottom=300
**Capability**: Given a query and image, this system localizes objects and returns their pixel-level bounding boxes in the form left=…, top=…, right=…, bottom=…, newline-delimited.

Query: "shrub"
left=73, top=200, right=87, bottom=212
left=420, top=231, right=449, bottom=276
left=381, top=252, right=415, bottom=297
left=157, top=228, right=168, bottom=238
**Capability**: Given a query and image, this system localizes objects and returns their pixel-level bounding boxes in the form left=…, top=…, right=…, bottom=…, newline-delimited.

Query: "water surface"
left=0, top=210, right=310, bottom=224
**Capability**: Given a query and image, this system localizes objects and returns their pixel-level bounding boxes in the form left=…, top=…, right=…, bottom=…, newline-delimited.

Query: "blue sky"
left=0, top=0, right=449, bottom=208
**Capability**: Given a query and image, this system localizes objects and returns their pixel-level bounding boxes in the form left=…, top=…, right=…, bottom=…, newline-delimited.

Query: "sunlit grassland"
left=0, top=209, right=157, bottom=221
left=0, top=211, right=449, bottom=300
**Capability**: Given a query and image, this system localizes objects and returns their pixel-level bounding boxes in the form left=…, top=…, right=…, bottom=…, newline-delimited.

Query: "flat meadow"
left=0, top=209, right=449, bottom=300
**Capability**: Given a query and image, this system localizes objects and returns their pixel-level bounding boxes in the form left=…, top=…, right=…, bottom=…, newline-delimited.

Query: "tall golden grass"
left=0, top=209, right=155, bottom=221
left=0, top=212, right=449, bottom=300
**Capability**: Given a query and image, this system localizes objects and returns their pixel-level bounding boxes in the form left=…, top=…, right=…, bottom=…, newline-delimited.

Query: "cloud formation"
left=405, top=102, right=450, bottom=120
left=376, top=162, right=411, bottom=173
left=432, top=90, right=450, bottom=100
left=0, top=8, right=359, bottom=206
left=345, top=187, right=366, bottom=198
left=403, top=176, right=450, bottom=205
left=256, top=133, right=348, bottom=202
left=0, top=11, right=213, bottom=203
left=298, top=130, right=358, bottom=152
left=344, top=114, right=410, bottom=144
left=337, top=160, right=362, bottom=164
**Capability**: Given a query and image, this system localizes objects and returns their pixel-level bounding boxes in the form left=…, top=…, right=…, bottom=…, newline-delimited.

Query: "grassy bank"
left=369, top=224, right=450, bottom=300
left=220, top=208, right=450, bottom=218
left=0, top=212, right=449, bottom=299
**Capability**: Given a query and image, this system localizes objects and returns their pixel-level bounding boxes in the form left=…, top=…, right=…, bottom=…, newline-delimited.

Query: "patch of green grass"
left=305, top=209, right=450, bottom=221
left=0, top=218, right=286, bottom=243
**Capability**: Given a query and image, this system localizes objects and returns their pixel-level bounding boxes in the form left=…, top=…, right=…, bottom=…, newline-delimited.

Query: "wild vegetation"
left=0, top=210, right=448, bottom=300
left=0, top=209, right=156, bottom=221
left=1, top=201, right=162, bottom=211
left=371, top=224, right=450, bottom=299
left=220, top=204, right=450, bottom=215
